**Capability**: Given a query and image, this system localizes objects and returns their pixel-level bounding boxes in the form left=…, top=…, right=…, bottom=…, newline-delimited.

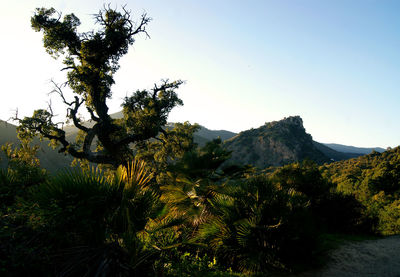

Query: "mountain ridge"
left=223, top=116, right=331, bottom=168
left=0, top=116, right=390, bottom=172
left=49, top=112, right=387, bottom=156
left=323, top=143, right=385, bottom=154
left=0, top=120, right=73, bottom=173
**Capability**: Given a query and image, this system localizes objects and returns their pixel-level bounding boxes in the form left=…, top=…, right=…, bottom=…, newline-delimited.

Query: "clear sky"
left=1, top=0, right=399, bottom=148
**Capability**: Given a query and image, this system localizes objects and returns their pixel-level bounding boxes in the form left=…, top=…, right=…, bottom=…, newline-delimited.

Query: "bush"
left=378, top=200, right=400, bottom=235
left=24, top=161, right=170, bottom=276
left=316, top=192, right=367, bottom=233
left=198, top=176, right=316, bottom=274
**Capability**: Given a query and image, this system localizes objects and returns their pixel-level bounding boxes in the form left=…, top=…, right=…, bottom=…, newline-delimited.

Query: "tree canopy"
left=17, top=6, right=184, bottom=167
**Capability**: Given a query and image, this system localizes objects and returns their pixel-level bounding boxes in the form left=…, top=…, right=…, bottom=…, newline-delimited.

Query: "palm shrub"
left=198, top=175, right=316, bottom=274
left=160, top=138, right=249, bottom=227
left=153, top=139, right=251, bottom=275
left=32, top=159, right=178, bottom=276
left=270, top=161, right=331, bottom=208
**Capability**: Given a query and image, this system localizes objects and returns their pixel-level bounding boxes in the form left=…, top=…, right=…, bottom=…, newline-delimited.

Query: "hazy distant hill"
left=63, top=111, right=237, bottom=147
left=0, top=114, right=237, bottom=173
left=223, top=116, right=331, bottom=168
left=110, top=111, right=238, bottom=143
left=194, top=126, right=236, bottom=146
left=0, top=121, right=18, bottom=169
left=62, top=111, right=379, bottom=158
left=323, top=143, right=385, bottom=155
left=313, top=142, right=363, bottom=161
left=0, top=120, right=73, bottom=173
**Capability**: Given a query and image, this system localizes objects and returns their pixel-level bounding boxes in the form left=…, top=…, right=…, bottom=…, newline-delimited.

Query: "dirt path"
left=296, top=235, right=400, bottom=277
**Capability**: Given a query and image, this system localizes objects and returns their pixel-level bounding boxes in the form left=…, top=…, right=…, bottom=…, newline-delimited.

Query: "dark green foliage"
left=0, top=207, right=54, bottom=277
left=1, top=157, right=178, bottom=276
left=169, top=138, right=233, bottom=179
left=0, top=169, right=17, bottom=209
left=34, top=169, right=119, bottom=246
left=135, top=122, right=200, bottom=178
left=159, top=138, right=249, bottom=228
left=271, top=160, right=331, bottom=204
left=316, top=192, right=367, bottom=233
left=198, top=176, right=316, bottom=274
left=30, top=163, right=166, bottom=276
left=3, top=139, right=397, bottom=275
left=158, top=252, right=232, bottom=277
left=271, top=161, right=367, bottom=234
left=0, top=142, right=51, bottom=276
left=122, top=82, right=183, bottom=139
left=0, top=141, right=47, bottom=210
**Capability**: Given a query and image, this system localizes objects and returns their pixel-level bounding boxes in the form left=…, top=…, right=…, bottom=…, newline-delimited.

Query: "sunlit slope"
left=224, top=116, right=356, bottom=168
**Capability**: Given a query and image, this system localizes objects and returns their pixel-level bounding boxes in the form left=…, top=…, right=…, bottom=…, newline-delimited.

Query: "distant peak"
left=266, top=116, right=303, bottom=128
left=282, top=116, right=303, bottom=125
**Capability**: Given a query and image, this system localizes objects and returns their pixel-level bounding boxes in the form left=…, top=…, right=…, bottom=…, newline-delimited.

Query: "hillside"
left=194, top=126, right=237, bottom=146
left=0, top=121, right=19, bottom=169
left=60, top=111, right=373, bottom=160
left=323, top=143, right=385, bottom=155
left=0, top=116, right=236, bottom=173
left=0, top=120, right=73, bottom=174
left=224, top=116, right=331, bottom=168
left=320, top=146, right=400, bottom=235
left=0, top=115, right=382, bottom=172
left=313, top=141, right=363, bottom=161
left=321, top=146, right=400, bottom=197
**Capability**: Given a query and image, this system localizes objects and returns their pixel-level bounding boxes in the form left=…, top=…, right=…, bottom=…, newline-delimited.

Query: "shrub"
left=198, top=176, right=316, bottom=274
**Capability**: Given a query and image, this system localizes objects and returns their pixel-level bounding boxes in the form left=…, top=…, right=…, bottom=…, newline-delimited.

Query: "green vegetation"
left=321, top=147, right=400, bottom=235
left=1, top=5, right=399, bottom=277
left=4, top=138, right=396, bottom=276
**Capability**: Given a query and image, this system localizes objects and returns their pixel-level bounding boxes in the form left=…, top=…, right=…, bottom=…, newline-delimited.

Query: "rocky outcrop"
left=224, top=116, right=330, bottom=168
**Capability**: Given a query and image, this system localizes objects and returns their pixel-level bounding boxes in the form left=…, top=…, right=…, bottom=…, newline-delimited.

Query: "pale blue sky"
left=1, top=0, right=399, bottom=148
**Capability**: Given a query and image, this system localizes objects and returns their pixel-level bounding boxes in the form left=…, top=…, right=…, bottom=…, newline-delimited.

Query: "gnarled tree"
left=17, top=6, right=184, bottom=168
